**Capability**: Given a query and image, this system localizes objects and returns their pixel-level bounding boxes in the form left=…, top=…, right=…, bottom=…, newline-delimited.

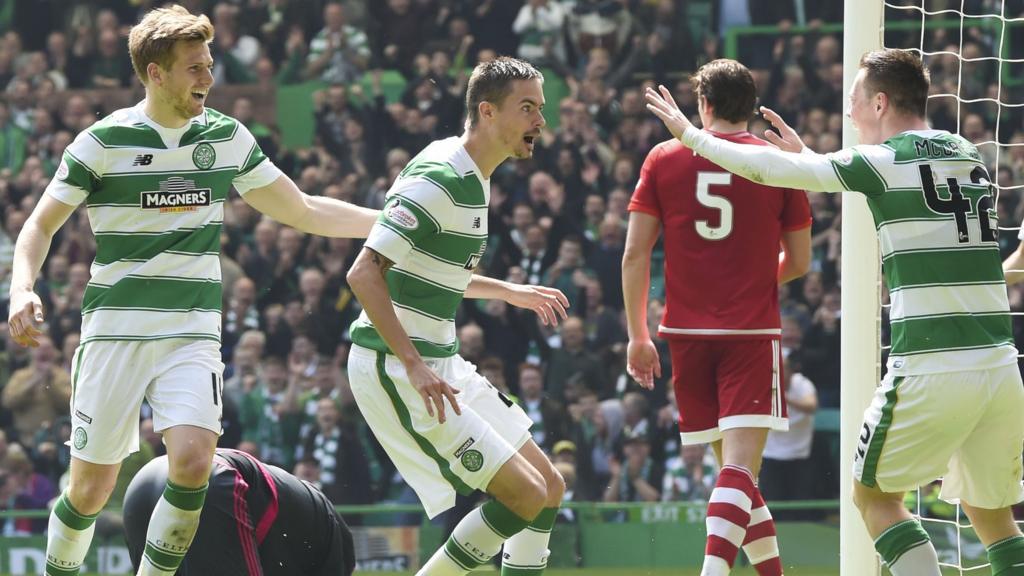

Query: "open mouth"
left=523, top=134, right=538, bottom=146
left=191, top=90, right=207, bottom=103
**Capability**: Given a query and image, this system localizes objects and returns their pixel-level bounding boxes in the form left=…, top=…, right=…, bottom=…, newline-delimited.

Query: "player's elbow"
left=282, top=193, right=316, bottom=232
left=783, top=240, right=813, bottom=279
left=346, top=262, right=371, bottom=295
left=347, top=257, right=383, bottom=299
left=792, top=250, right=812, bottom=277
left=23, top=214, right=54, bottom=242
left=620, top=247, right=648, bottom=272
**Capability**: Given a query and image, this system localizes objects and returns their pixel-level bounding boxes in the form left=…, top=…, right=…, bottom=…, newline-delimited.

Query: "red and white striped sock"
left=742, top=488, right=783, bottom=575
left=702, top=465, right=757, bottom=576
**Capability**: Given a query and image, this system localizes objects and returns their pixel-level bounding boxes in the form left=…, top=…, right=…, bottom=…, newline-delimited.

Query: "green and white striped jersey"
left=682, top=127, right=1018, bottom=376
left=350, top=137, right=489, bottom=358
left=45, top=101, right=282, bottom=344
left=825, top=131, right=1016, bottom=375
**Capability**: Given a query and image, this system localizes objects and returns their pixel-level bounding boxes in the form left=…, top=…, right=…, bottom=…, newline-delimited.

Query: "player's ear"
left=875, top=91, right=887, bottom=115
left=478, top=101, right=495, bottom=124
left=147, top=62, right=163, bottom=86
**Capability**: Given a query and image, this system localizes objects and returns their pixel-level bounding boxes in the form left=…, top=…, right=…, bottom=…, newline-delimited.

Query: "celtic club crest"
left=73, top=427, right=88, bottom=450
left=460, top=449, right=484, bottom=472
left=192, top=143, right=216, bottom=170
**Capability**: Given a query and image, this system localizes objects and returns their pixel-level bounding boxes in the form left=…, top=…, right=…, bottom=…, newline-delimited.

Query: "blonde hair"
left=128, top=4, right=214, bottom=84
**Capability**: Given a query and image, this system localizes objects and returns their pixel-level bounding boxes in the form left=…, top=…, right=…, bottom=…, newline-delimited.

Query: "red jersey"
left=629, top=132, right=812, bottom=340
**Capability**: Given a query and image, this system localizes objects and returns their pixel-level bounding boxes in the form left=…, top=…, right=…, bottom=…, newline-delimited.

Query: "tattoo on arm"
left=367, top=248, right=394, bottom=275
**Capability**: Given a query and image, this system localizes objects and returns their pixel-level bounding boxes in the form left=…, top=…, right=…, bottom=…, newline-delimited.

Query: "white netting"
left=881, top=1, right=1024, bottom=573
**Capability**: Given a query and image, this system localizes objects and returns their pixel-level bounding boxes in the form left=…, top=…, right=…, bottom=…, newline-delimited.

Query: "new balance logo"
left=133, top=154, right=154, bottom=166
left=464, top=240, right=487, bottom=270
left=472, top=217, right=481, bottom=229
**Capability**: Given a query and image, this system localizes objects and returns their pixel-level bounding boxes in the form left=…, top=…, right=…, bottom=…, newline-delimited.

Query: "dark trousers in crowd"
left=758, top=457, right=819, bottom=521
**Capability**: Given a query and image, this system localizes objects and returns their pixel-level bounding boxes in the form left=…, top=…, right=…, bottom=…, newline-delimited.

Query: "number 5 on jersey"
left=695, top=172, right=733, bottom=241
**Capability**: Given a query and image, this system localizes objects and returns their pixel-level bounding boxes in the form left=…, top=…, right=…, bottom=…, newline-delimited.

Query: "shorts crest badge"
left=460, top=449, right=484, bottom=472
left=73, top=427, right=88, bottom=450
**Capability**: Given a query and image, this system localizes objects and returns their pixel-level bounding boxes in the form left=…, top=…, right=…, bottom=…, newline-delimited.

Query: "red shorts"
left=668, top=339, right=788, bottom=444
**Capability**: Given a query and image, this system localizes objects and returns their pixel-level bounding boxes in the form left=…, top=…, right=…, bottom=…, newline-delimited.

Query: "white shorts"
left=348, top=344, right=533, bottom=518
left=854, top=364, right=1024, bottom=508
left=69, top=339, right=225, bottom=465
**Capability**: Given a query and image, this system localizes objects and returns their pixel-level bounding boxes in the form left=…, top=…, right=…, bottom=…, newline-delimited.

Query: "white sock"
left=46, top=491, right=98, bottom=576
left=137, top=481, right=207, bottom=576
left=700, top=555, right=732, bottom=576
left=889, top=542, right=941, bottom=576
left=874, top=519, right=941, bottom=576
left=419, top=500, right=529, bottom=576
left=501, top=507, right=558, bottom=575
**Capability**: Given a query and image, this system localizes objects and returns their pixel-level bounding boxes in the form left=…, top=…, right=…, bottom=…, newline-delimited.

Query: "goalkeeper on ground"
left=123, top=448, right=356, bottom=576
left=646, top=48, right=1024, bottom=576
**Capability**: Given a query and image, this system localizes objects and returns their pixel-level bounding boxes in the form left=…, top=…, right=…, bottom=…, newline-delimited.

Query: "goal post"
left=841, top=1, right=884, bottom=574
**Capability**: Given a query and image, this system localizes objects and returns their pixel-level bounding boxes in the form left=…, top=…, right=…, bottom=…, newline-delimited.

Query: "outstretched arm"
left=243, top=175, right=379, bottom=238
left=645, top=86, right=843, bottom=193
left=464, top=275, right=569, bottom=327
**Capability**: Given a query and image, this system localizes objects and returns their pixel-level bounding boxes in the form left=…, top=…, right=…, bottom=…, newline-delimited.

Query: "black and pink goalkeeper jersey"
left=123, top=448, right=354, bottom=576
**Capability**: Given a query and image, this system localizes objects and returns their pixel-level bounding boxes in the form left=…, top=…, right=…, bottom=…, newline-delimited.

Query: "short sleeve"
left=781, top=189, right=812, bottom=231
left=788, top=373, right=817, bottom=402
left=45, top=130, right=105, bottom=207
left=365, top=177, right=450, bottom=266
left=825, top=145, right=891, bottom=197
left=232, top=123, right=283, bottom=195
left=629, top=144, right=663, bottom=218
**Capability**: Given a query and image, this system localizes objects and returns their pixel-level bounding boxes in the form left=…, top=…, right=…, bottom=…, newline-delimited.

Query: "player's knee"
left=167, top=453, right=214, bottom=488
left=851, top=482, right=873, bottom=515
left=67, top=475, right=116, bottom=514
left=509, top=471, right=548, bottom=521
left=522, top=476, right=549, bottom=520
left=852, top=481, right=899, bottom=517
left=544, top=466, right=566, bottom=507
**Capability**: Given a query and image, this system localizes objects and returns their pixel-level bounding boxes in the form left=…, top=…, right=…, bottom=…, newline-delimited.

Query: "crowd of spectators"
left=1, top=0, right=1022, bottom=534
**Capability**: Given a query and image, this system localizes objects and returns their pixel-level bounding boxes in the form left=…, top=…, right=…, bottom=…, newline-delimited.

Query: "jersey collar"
left=133, top=100, right=209, bottom=148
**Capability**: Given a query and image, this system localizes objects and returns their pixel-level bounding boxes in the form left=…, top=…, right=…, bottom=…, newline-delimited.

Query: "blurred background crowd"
left=0, top=0, right=1022, bottom=535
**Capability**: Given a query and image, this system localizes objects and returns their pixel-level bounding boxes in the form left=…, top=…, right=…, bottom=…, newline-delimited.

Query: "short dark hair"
left=691, top=59, right=757, bottom=124
left=465, top=56, right=543, bottom=128
left=859, top=49, right=930, bottom=118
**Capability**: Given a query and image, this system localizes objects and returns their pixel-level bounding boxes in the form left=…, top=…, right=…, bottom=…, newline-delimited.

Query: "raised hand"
left=506, top=284, right=570, bottom=326
left=644, top=85, right=693, bottom=140
left=759, top=106, right=807, bottom=153
left=408, top=360, right=461, bottom=424
left=627, top=338, right=661, bottom=390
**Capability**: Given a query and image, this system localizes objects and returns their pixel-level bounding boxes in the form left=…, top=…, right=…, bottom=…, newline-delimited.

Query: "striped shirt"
left=307, top=26, right=370, bottom=84
left=350, top=137, right=489, bottom=358
left=45, top=101, right=282, bottom=343
left=683, top=127, right=1018, bottom=376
